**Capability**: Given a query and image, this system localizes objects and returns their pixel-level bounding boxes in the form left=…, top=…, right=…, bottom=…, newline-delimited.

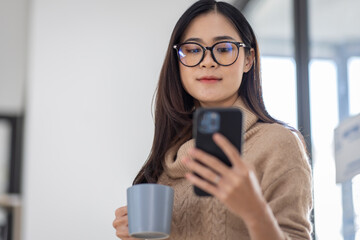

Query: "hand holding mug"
left=113, top=206, right=137, bottom=240
left=114, top=184, right=174, bottom=239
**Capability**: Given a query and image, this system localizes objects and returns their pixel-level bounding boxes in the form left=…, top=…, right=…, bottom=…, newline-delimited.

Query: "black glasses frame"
left=173, top=41, right=247, bottom=67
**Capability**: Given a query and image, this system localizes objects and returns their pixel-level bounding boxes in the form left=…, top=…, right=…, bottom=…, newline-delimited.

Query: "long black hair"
left=133, top=0, right=290, bottom=184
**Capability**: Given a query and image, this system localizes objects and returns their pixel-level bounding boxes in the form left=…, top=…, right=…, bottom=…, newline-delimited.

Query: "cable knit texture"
left=157, top=97, right=313, bottom=239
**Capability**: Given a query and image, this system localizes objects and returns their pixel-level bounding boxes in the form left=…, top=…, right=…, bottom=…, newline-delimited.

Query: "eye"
left=185, top=47, right=201, bottom=54
left=215, top=43, right=235, bottom=53
left=217, top=47, right=233, bottom=53
left=216, top=46, right=234, bottom=53
left=181, top=44, right=202, bottom=55
left=188, top=48, right=201, bottom=53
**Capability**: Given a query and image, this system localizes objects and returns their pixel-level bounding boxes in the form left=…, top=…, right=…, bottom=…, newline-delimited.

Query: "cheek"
left=179, top=65, right=192, bottom=89
left=226, top=64, right=245, bottom=84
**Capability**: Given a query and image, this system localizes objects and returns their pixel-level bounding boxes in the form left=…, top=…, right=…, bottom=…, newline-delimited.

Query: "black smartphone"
left=192, top=107, right=243, bottom=197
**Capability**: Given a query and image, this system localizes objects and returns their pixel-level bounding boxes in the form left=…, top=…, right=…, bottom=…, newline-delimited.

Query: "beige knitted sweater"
left=157, top=98, right=313, bottom=240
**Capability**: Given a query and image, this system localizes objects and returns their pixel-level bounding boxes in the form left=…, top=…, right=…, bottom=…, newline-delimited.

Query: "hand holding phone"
left=193, top=107, right=243, bottom=197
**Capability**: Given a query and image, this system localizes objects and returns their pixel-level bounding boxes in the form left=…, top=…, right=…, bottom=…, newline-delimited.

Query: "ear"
left=243, top=48, right=255, bottom=73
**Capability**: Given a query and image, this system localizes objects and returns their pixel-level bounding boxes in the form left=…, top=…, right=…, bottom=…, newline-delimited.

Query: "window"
left=348, top=57, right=360, bottom=116
left=309, top=60, right=343, bottom=239
left=261, top=57, right=297, bottom=128
left=348, top=57, right=360, bottom=239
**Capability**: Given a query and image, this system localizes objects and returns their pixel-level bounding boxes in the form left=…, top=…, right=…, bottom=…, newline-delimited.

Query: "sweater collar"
left=163, top=97, right=258, bottom=179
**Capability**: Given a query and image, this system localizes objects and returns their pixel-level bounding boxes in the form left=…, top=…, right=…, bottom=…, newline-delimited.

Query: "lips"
left=197, top=76, right=222, bottom=82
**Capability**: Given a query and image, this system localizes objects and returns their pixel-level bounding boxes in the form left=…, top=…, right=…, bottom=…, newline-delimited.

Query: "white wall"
left=22, top=1, right=196, bottom=239
left=0, top=0, right=27, bottom=114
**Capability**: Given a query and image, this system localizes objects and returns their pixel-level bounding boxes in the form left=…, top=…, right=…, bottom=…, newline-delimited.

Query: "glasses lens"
left=178, top=43, right=203, bottom=66
left=213, top=42, right=238, bottom=65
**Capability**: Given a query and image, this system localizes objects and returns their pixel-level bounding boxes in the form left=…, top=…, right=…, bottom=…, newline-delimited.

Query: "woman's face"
left=179, top=12, right=254, bottom=107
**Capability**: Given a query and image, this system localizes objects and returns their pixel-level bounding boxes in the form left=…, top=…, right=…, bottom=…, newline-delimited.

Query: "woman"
left=113, top=0, right=312, bottom=239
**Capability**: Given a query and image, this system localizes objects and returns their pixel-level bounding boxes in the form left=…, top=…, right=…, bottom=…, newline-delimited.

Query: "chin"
left=196, top=94, right=239, bottom=108
left=197, top=98, right=223, bottom=107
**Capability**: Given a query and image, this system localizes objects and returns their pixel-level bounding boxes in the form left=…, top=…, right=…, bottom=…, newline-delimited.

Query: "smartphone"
left=192, top=107, right=243, bottom=197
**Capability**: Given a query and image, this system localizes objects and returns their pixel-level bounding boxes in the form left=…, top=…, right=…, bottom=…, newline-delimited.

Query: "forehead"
left=181, top=12, right=242, bottom=43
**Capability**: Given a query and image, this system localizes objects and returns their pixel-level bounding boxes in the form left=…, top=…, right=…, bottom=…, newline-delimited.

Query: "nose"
left=199, top=49, right=217, bottom=68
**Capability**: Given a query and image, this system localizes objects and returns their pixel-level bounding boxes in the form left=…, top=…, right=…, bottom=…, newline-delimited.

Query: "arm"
left=182, top=133, right=312, bottom=240
left=263, top=167, right=312, bottom=239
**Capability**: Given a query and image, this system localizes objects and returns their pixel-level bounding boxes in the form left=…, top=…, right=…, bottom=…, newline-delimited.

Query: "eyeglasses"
left=173, top=41, right=247, bottom=67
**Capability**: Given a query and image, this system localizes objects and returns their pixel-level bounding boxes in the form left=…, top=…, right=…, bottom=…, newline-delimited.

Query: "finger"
left=116, top=225, right=138, bottom=240
left=113, top=216, right=128, bottom=229
left=213, top=133, right=245, bottom=168
left=115, top=206, right=127, bottom=217
left=185, top=172, right=220, bottom=197
left=115, top=227, right=130, bottom=239
left=114, top=219, right=136, bottom=239
left=182, top=157, right=220, bottom=185
left=188, top=148, right=231, bottom=175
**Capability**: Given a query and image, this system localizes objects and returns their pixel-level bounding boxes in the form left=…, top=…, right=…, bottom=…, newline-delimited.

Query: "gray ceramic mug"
left=127, top=184, right=174, bottom=239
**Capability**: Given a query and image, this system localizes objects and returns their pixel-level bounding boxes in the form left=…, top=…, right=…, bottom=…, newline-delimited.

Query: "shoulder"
left=246, top=122, right=311, bottom=177
left=253, top=122, right=307, bottom=156
left=256, top=122, right=300, bottom=144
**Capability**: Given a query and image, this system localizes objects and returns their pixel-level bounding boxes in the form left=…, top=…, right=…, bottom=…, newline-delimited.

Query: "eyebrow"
left=183, top=35, right=236, bottom=43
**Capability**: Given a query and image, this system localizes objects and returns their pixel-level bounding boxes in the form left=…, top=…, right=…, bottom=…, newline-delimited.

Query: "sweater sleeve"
left=258, top=125, right=313, bottom=240
left=263, top=167, right=313, bottom=239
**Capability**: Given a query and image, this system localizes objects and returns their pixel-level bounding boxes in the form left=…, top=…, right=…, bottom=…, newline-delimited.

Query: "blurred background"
left=0, top=0, right=359, bottom=240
